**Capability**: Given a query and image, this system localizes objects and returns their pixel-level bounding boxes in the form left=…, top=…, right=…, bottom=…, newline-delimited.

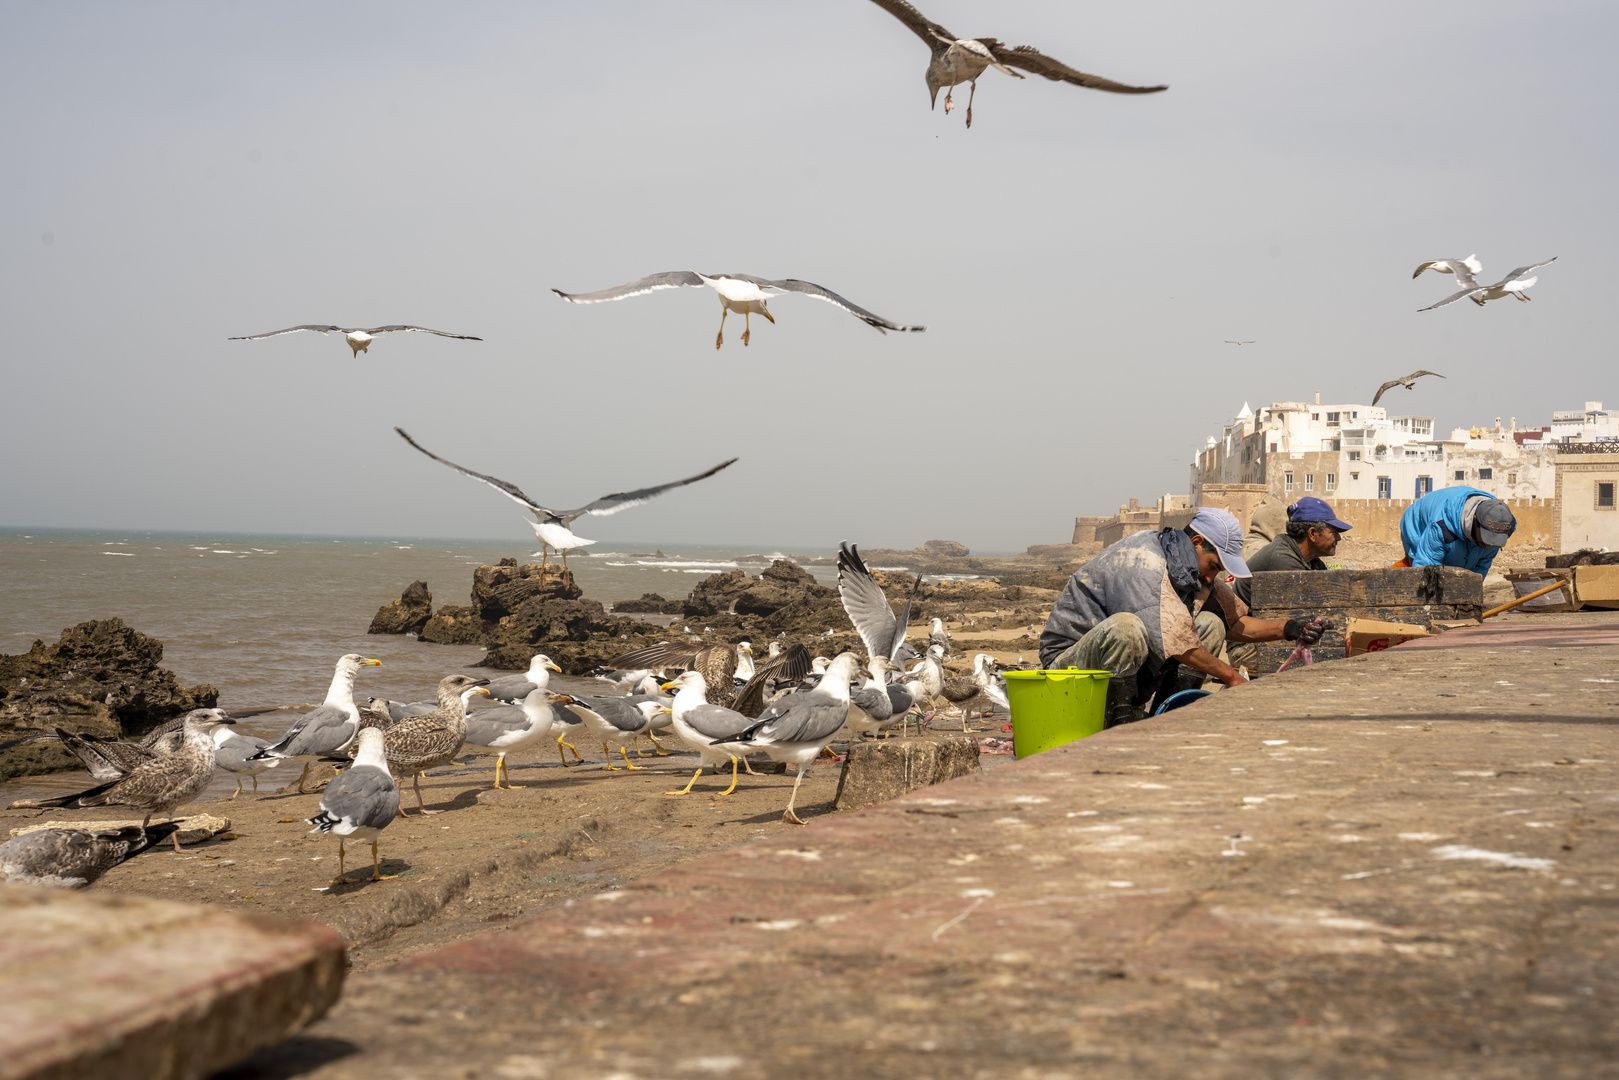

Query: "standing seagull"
left=1372, top=370, right=1446, bottom=406
left=661, top=671, right=757, bottom=796
left=1418, top=258, right=1557, bottom=311
left=726, top=653, right=861, bottom=825
left=868, top=0, right=1167, bottom=128
left=228, top=324, right=481, bottom=358
left=9, top=710, right=235, bottom=853
left=249, top=654, right=382, bottom=791
left=306, top=727, right=400, bottom=885
left=482, top=654, right=563, bottom=703
left=395, top=427, right=737, bottom=575
left=380, top=674, right=489, bottom=815
left=837, top=542, right=920, bottom=663
left=552, top=272, right=925, bottom=349
left=1, top=823, right=179, bottom=888
left=462, top=688, right=576, bottom=789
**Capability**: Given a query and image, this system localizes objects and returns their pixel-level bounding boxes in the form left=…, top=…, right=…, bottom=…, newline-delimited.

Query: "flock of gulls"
left=2, top=542, right=1011, bottom=887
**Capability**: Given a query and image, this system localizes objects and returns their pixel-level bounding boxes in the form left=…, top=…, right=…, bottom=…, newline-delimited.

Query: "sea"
left=0, top=527, right=842, bottom=802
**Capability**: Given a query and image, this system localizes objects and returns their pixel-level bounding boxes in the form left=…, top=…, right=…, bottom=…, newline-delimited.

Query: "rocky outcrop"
left=368, top=580, right=433, bottom=635
left=682, top=569, right=755, bottom=618
left=611, top=594, right=684, bottom=615
left=0, top=619, right=219, bottom=779
left=471, top=562, right=581, bottom=621
left=417, top=605, right=491, bottom=647
left=734, top=561, right=835, bottom=617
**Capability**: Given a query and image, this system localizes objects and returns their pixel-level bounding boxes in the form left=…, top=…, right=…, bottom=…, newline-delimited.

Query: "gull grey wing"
left=358, top=325, right=482, bottom=340
left=987, top=43, right=1168, bottom=93
left=738, top=692, right=849, bottom=745
left=885, top=682, right=915, bottom=714
left=849, top=686, right=894, bottom=720
left=610, top=643, right=705, bottom=670
left=736, top=277, right=924, bottom=334
left=228, top=325, right=346, bottom=340
left=551, top=271, right=705, bottom=304
left=1418, top=286, right=1486, bottom=312
left=394, top=427, right=553, bottom=516
left=866, top=0, right=955, bottom=48
left=463, top=707, right=531, bottom=746
left=572, top=697, right=646, bottom=733
left=320, top=765, right=399, bottom=830
left=1371, top=380, right=1401, bottom=407
left=1496, top=257, right=1557, bottom=285
left=838, top=542, right=902, bottom=659
left=483, top=675, right=538, bottom=702
left=557, top=458, right=739, bottom=521
left=682, top=702, right=755, bottom=742
left=281, top=707, right=356, bottom=757
left=890, top=575, right=921, bottom=660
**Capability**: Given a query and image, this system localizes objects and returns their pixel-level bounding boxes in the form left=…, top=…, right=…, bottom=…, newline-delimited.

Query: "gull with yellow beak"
left=249, top=653, right=382, bottom=792
left=661, top=671, right=756, bottom=796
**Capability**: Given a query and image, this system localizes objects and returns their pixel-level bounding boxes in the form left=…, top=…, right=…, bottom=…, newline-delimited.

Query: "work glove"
left=1283, top=617, right=1330, bottom=646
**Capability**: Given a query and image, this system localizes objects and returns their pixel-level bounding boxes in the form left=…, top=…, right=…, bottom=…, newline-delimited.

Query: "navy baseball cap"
left=1189, top=507, right=1251, bottom=577
left=1288, top=497, right=1352, bottom=531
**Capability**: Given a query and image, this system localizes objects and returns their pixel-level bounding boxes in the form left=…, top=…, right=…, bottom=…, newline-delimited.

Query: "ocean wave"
left=606, top=559, right=739, bottom=570
left=101, top=552, right=135, bottom=557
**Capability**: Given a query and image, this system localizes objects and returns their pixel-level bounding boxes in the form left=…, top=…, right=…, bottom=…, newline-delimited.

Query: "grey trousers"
left=1049, top=611, right=1228, bottom=683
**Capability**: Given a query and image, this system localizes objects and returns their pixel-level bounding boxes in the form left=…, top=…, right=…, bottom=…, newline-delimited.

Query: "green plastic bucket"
left=1002, top=669, right=1112, bottom=758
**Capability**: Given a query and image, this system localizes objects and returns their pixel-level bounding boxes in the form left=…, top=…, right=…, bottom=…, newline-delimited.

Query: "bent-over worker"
left=1398, top=486, right=1516, bottom=575
left=1039, top=508, right=1330, bottom=728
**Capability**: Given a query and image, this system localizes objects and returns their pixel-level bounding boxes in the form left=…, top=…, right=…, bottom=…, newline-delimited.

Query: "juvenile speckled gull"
left=868, top=0, right=1167, bottom=128
left=0, top=823, right=179, bottom=888
left=395, top=426, right=737, bottom=574
left=552, top=272, right=925, bottom=349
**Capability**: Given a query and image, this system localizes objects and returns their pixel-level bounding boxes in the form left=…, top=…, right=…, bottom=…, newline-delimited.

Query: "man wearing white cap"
left=1040, top=507, right=1329, bottom=726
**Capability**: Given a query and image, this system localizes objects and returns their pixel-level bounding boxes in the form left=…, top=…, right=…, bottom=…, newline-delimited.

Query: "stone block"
left=0, top=886, right=344, bottom=1080
left=8, top=814, right=232, bottom=847
left=832, top=734, right=980, bottom=812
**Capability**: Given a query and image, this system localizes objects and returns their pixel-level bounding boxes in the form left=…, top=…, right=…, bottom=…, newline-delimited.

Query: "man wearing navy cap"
left=1234, top=497, right=1352, bottom=607
left=1041, top=507, right=1330, bottom=726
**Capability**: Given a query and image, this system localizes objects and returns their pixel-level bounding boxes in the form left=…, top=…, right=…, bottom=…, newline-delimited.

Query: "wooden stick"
left=1482, top=581, right=1567, bottom=620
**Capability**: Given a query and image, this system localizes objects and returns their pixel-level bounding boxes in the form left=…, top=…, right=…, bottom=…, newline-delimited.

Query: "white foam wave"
left=101, top=551, right=135, bottom=557
left=606, top=559, right=738, bottom=570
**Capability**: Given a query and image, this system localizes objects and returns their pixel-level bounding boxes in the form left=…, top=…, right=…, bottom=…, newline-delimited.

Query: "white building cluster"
left=1188, top=395, right=1612, bottom=505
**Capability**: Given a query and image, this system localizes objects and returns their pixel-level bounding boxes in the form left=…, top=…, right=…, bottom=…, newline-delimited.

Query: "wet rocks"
left=418, top=605, right=490, bottom=647
left=368, top=580, right=433, bottom=635
left=0, top=619, right=219, bottom=778
left=611, top=594, right=684, bottom=615
left=471, top=562, right=581, bottom=621
left=734, top=561, right=835, bottom=617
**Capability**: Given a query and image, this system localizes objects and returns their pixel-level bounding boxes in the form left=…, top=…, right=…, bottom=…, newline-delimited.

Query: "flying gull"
left=1418, top=257, right=1557, bottom=311
left=552, top=272, right=925, bottom=349
left=1372, top=370, right=1446, bottom=407
left=395, top=426, right=738, bottom=575
left=868, top=0, right=1167, bottom=128
left=661, top=671, right=757, bottom=795
left=1, top=823, right=180, bottom=888
left=1412, top=255, right=1483, bottom=283
left=9, top=710, right=235, bottom=852
left=461, top=688, right=576, bottom=789
left=249, top=654, right=382, bottom=791
left=306, top=727, right=401, bottom=885
left=836, top=542, right=921, bottom=663
left=1224, top=340, right=1255, bottom=346
left=726, top=652, right=861, bottom=824
left=229, top=324, right=481, bottom=358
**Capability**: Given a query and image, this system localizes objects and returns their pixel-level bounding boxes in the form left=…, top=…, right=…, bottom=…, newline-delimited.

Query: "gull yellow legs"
left=602, top=744, right=647, bottom=771
left=665, top=755, right=740, bottom=796
left=556, top=736, right=584, bottom=767
left=370, top=840, right=397, bottom=882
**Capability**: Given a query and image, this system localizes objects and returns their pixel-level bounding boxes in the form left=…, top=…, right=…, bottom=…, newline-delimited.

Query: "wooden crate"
left=1504, top=568, right=1580, bottom=613
left=1244, top=566, right=1483, bottom=673
left=1575, top=565, right=1619, bottom=610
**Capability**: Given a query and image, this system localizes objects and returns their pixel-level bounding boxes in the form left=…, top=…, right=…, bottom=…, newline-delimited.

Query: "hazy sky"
left=3, top=1, right=1613, bottom=552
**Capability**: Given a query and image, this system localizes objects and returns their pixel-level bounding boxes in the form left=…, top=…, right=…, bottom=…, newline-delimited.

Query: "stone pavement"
left=234, top=613, right=1619, bottom=1079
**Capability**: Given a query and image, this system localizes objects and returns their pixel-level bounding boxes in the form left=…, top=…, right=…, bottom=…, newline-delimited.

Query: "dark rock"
left=0, top=619, right=219, bottom=778
left=611, top=594, right=684, bottom=615
left=832, top=734, right=981, bottom=812
left=683, top=569, right=754, bottom=618
left=471, top=562, right=581, bottom=621
left=418, top=605, right=492, bottom=647
left=368, top=580, right=433, bottom=635
left=735, top=560, right=835, bottom=617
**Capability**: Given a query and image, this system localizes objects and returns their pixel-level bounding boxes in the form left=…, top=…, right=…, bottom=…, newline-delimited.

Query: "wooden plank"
left=1248, top=567, right=1482, bottom=610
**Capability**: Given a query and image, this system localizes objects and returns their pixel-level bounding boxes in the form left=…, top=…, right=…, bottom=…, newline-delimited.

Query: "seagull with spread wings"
left=836, top=542, right=920, bottom=665
left=1417, top=257, right=1557, bottom=311
left=395, top=427, right=737, bottom=576
left=1372, top=370, right=1446, bottom=407
left=229, top=324, right=481, bottom=358
left=868, top=0, right=1167, bottom=128
left=552, top=272, right=924, bottom=349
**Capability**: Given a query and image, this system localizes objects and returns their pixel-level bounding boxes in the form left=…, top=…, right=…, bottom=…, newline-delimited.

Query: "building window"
left=1416, top=476, right=1433, bottom=498
left=1454, top=470, right=1465, bottom=481
left=1284, top=472, right=1294, bottom=493
left=1479, top=468, right=1493, bottom=480
left=1348, top=450, right=1360, bottom=461
left=1326, top=411, right=1340, bottom=423
left=1600, top=482, right=1616, bottom=510
left=1351, top=471, right=1360, bottom=480
left=1304, top=473, right=1314, bottom=491
left=1326, top=473, right=1337, bottom=492
left=1508, top=472, right=1517, bottom=485
left=1270, top=443, right=1277, bottom=453
left=1377, top=477, right=1392, bottom=499
left=1351, top=411, right=1358, bottom=419
left=1311, top=413, right=1320, bottom=421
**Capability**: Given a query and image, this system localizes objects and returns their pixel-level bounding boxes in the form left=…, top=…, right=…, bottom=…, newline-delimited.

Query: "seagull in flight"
left=229, top=324, right=481, bottom=358
left=394, top=427, right=737, bottom=576
left=868, top=0, right=1167, bottom=128
left=1417, top=257, right=1557, bottom=311
left=552, top=272, right=925, bottom=349
left=1372, top=370, right=1446, bottom=407
left=1412, top=256, right=1483, bottom=283
left=1223, top=340, right=1255, bottom=346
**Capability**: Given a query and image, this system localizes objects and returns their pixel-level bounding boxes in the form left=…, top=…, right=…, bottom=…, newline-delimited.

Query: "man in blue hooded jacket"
left=1398, top=486, right=1517, bottom=575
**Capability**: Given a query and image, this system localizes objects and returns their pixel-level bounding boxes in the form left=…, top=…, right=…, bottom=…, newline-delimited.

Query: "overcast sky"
left=2, top=1, right=1613, bottom=552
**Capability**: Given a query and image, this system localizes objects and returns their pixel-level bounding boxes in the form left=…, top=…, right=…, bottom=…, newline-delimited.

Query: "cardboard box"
left=1574, top=565, right=1619, bottom=610
left=1504, top=568, right=1581, bottom=613
left=1346, top=618, right=1431, bottom=657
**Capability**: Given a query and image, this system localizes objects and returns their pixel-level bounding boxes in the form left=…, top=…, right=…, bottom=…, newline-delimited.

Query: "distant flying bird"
left=229, top=324, right=482, bottom=358
left=1372, top=370, right=1446, bottom=406
left=552, top=272, right=925, bottom=349
left=1418, top=257, right=1557, bottom=311
left=1224, top=340, right=1255, bottom=346
left=868, top=0, right=1167, bottom=128
left=395, top=427, right=738, bottom=573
